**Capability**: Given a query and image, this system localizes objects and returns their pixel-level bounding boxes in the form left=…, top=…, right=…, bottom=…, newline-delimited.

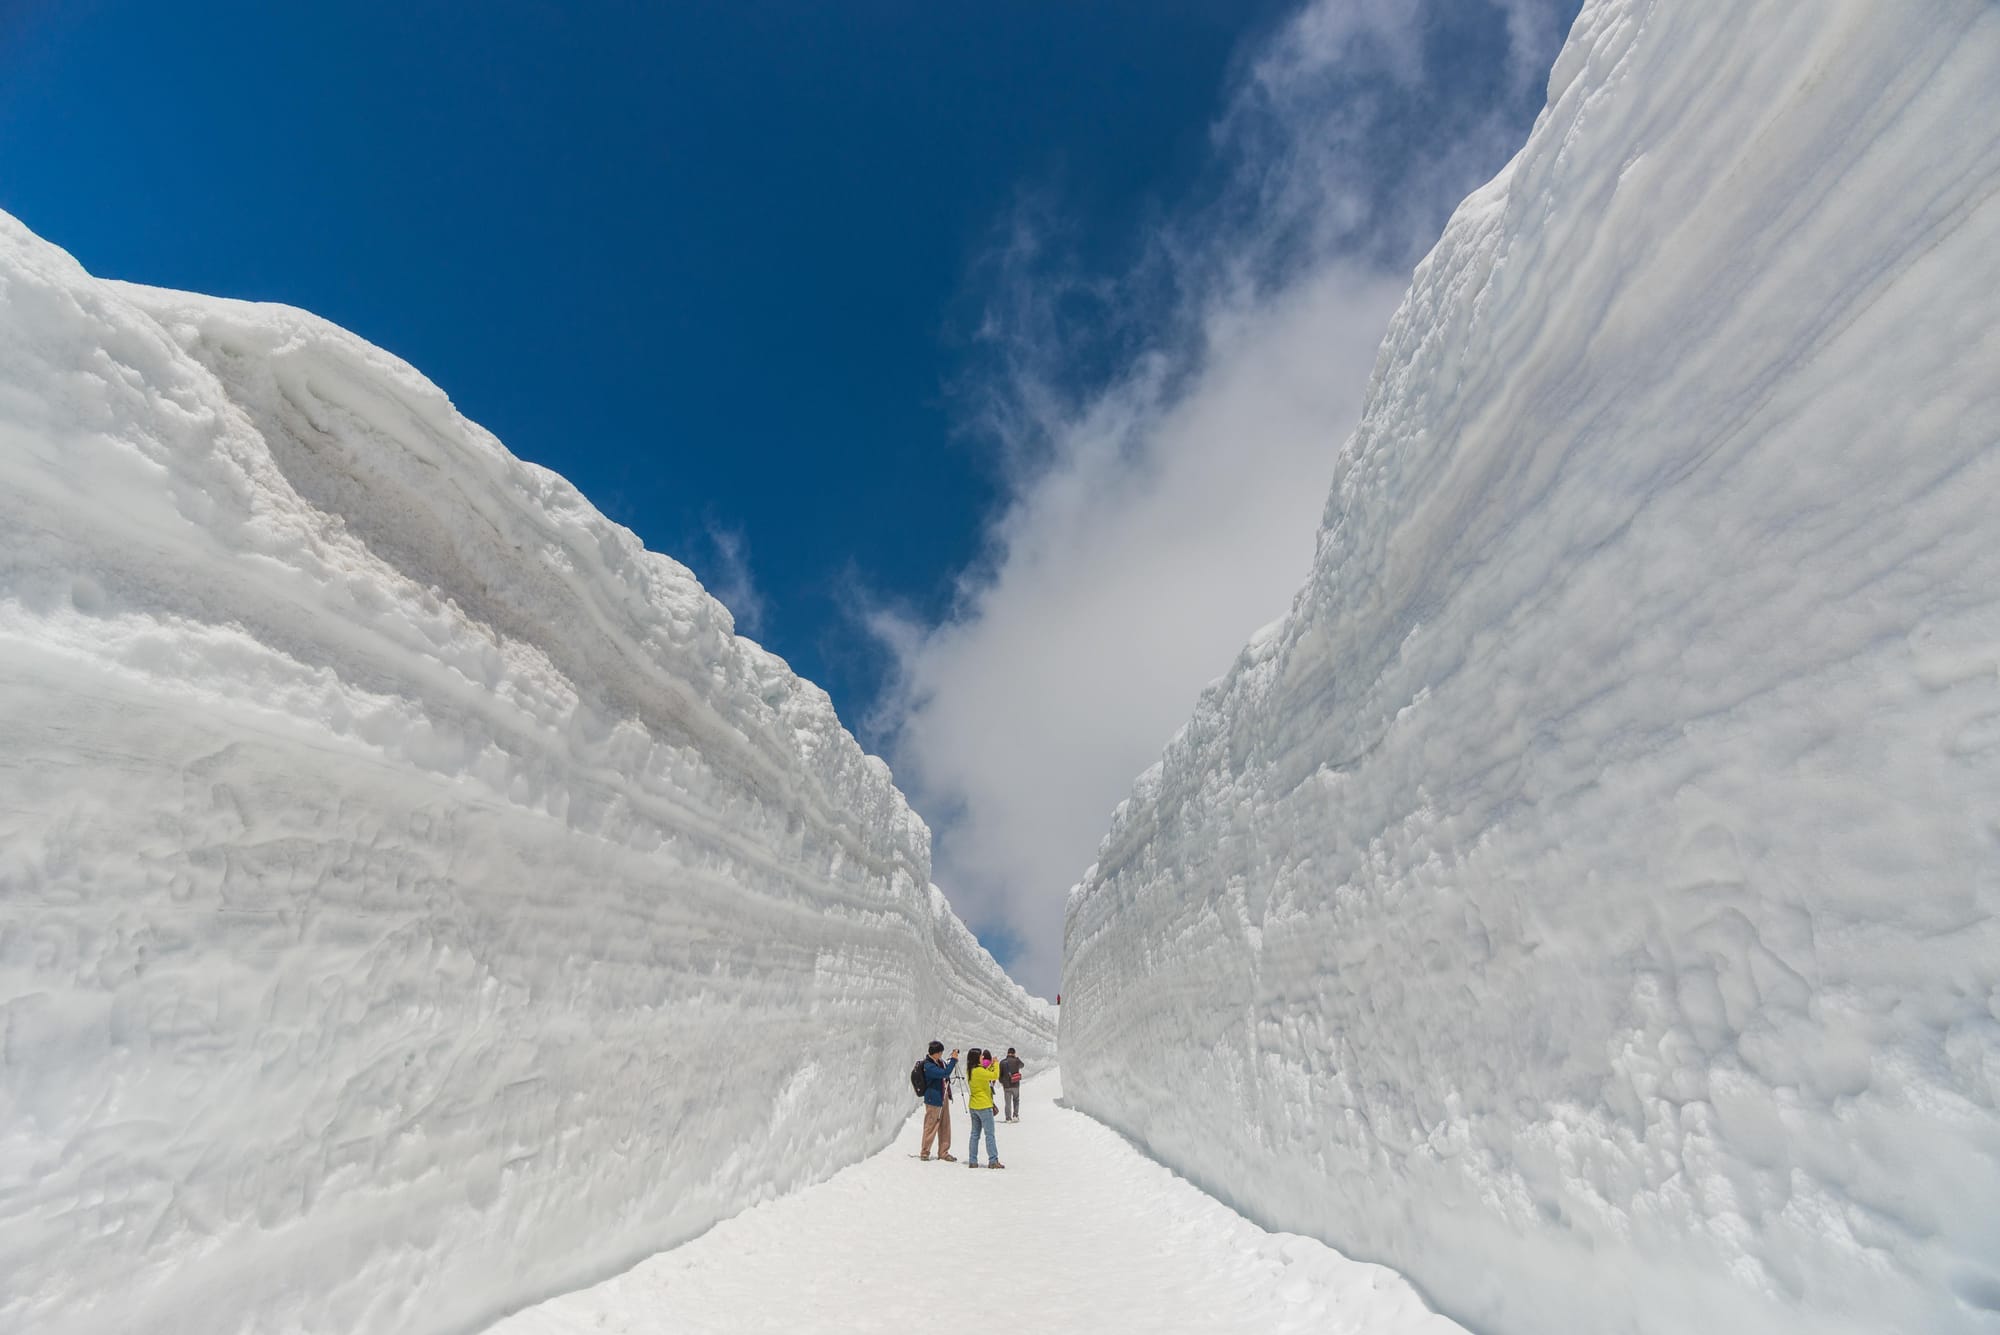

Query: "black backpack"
left=909, top=1058, right=928, bottom=1099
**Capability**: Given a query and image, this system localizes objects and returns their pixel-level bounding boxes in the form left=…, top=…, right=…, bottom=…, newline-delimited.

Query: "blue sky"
left=0, top=0, right=1577, bottom=990
left=0, top=0, right=1292, bottom=705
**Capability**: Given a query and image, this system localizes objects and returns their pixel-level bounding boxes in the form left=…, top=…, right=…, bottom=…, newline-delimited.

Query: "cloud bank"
left=873, top=0, right=1580, bottom=995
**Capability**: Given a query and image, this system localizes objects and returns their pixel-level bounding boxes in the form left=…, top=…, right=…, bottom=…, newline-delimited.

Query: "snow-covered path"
left=488, top=1069, right=1463, bottom=1335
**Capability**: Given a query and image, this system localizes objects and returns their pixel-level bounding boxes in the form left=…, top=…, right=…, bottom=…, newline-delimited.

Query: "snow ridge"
left=1063, top=3, right=2000, bottom=1333
left=0, top=212, right=1052, bottom=1335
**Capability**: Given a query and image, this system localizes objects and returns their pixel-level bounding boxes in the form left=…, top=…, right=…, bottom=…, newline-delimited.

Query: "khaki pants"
left=920, top=1103, right=953, bottom=1157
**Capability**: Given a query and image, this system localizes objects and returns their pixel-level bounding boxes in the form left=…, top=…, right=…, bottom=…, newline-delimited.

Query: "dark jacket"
left=998, top=1055, right=1024, bottom=1085
left=922, top=1056, right=958, bottom=1107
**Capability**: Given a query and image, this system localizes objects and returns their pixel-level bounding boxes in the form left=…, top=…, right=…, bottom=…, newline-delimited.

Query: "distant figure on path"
left=999, top=1047, right=1024, bottom=1122
left=919, top=1041, right=959, bottom=1162
left=966, top=1051, right=1004, bottom=1168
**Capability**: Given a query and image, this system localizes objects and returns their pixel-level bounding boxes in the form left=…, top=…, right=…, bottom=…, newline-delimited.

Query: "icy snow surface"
left=0, top=210, right=1053, bottom=1335
left=1064, top=2, right=2000, bottom=1333
left=490, top=1069, right=1464, bottom=1335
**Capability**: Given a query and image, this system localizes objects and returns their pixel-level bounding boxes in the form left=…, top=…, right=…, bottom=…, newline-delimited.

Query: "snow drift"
left=0, top=210, right=1053, bottom=1335
left=1062, top=3, right=2000, bottom=1333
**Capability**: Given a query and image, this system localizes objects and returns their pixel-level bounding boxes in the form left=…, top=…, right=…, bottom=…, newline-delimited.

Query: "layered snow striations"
left=1063, top=3, right=2000, bottom=1333
left=0, top=212, right=1053, bottom=1335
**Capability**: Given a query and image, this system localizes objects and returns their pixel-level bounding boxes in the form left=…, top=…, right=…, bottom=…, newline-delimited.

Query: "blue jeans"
left=968, top=1107, right=998, bottom=1165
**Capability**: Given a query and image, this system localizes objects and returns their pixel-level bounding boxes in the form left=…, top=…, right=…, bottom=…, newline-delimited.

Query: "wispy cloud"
left=703, top=522, right=767, bottom=639
left=872, top=0, right=1578, bottom=995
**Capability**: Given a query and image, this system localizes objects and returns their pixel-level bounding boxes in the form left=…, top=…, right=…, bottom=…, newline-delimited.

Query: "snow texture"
left=0, top=211, right=1054, bottom=1335
left=491, top=1069, right=1466, bottom=1335
left=1062, top=3, right=2000, bottom=1333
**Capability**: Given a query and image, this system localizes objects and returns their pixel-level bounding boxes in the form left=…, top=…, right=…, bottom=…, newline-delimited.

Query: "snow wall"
left=0, top=211, right=1055, bottom=1335
left=1062, top=3, right=2000, bottom=1333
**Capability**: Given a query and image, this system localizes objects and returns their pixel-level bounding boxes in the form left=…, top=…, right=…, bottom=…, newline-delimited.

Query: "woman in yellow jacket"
left=966, top=1049, right=1005, bottom=1168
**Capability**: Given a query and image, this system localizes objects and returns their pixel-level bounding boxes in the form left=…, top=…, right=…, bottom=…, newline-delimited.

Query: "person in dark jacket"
left=918, top=1041, right=959, bottom=1161
left=998, top=1047, right=1025, bottom=1121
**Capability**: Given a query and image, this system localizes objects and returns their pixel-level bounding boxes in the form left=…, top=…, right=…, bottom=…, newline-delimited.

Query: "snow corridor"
left=488, top=1068, right=1463, bottom=1335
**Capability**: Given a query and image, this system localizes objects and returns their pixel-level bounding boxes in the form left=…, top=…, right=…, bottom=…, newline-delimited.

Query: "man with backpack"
left=998, top=1047, right=1025, bottom=1121
left=913, top=1041, right=959, bottom=1161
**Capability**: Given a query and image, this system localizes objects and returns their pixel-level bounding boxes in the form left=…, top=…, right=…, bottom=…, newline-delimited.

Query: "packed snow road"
left=487, top=1069, right=1463, bottom=1335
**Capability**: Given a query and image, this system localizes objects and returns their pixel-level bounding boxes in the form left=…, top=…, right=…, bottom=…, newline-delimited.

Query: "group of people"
left=915, top=1040, right=1025, bottom=1168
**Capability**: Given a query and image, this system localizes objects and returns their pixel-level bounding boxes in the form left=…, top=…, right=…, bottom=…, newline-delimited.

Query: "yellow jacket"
left=968, top=1064, right=998, bottom=1111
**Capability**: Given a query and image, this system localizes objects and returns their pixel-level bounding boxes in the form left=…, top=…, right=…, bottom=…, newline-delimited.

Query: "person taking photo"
left=966, top=1050, right=1005, bottom=1169
left=918, top=1041, right=959, bottom=1162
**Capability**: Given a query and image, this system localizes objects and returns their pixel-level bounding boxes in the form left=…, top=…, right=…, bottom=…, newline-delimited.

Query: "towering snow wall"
left=1062, top=3, right=2000, bottom=1333
left=0, top=211, right=1054, bottom=1335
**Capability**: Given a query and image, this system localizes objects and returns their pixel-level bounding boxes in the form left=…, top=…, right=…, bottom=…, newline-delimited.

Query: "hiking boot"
left=988, top=1161, right=1006, bottom=1169
left=968, top=1161, right=981, bottom=1169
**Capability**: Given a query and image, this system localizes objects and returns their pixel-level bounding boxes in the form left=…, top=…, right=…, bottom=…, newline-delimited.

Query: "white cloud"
left=872, top=0, right=1578, bottom=995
